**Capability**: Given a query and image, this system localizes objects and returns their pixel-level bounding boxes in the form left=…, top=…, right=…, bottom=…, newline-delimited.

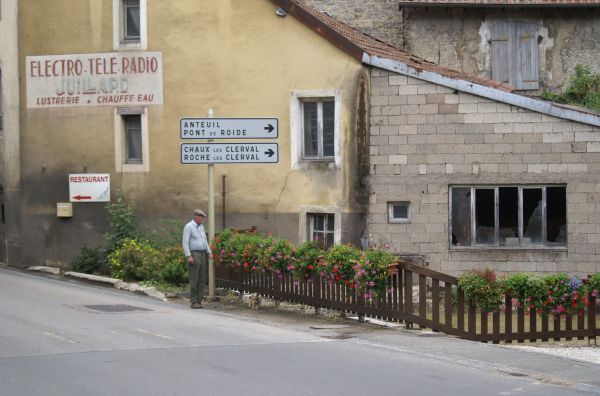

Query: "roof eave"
left=363, top=53, right=600, bottom=127
left=270, top=0, right=365, bottom=62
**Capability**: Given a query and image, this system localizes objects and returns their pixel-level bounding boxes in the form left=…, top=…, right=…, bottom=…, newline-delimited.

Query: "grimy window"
left=302, top=98, right=335, bottom=160
left=123, top=0, right=140, bottom=41
left=308, top=213, right=335, bottom=249
left=450, top=186, right=566, bottom=248
left=124, top=115, right=142, bottom=163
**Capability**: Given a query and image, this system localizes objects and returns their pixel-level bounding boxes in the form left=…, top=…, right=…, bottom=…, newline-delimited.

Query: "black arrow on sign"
left=264, top=149, right=275, bottom=157
left=264, top=124, right=275, bottom=133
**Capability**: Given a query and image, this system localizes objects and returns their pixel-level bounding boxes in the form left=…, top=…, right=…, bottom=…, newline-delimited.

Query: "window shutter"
left=515, top=21, right=539, bottom=90
left=490, top=22, right=510, bottom=84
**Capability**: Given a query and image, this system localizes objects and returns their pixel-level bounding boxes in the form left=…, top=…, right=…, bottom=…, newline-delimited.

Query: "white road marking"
left=43, top=331, right=76, bottom=344
left=135, top=328, right=176, bottom=341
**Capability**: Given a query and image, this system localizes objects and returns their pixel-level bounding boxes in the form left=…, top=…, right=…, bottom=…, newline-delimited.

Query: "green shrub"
left=457, top=270, right=502, bottom=312
left=354, top=248, right=396, bottom=298
left=261, top=237, right=294, bottom=276
left=104, top=194, right=139, bottom=256
left=587, top=273, right=600, bottom=294
left=71, top=246, right=105, bottom=274
left=324, top=244, right=362, bottom=286
left=503, top=273, right=546, bottom=311
left=108, top=238, right=162, bottom=282
left=291, top=241, right=324, bottom=280
left=158, top=245, right=188, bottom=285
left=541, top=64, right=600, bottom=112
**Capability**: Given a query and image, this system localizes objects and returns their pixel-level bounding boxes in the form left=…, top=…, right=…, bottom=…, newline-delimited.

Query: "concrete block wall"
left=368, top=67, right=600, bottom=276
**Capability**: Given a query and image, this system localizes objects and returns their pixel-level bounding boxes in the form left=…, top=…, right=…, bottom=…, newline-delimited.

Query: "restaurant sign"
left=26, top=52, right=163, bottom=108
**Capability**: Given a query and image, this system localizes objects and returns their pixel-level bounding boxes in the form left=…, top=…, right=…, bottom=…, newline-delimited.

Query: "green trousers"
left=189, top=251, right=207, bottom=304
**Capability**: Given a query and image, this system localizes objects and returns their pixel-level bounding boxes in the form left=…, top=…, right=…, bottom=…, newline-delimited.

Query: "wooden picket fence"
left=215, top=260, right=598, bottom=344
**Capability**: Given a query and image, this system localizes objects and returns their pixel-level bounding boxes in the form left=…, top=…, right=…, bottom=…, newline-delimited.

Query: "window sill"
left=449, top=246, right=567, bottom=252
left=389, top=219, right=410, bottom=224
left=294, top=160, right=338, bottom=171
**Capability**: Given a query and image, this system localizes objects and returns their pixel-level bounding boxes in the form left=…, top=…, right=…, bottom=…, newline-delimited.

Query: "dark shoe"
left=191, top=303, right=203, bottom=309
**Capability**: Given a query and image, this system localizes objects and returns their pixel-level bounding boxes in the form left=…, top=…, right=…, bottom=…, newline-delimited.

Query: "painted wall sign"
left=26, top=52, right=163, bottom=108
left=69, top=173, right=110, bottom=202
left=180, top=143, right=279, bottom=164
left=180, top=118, right=278, bottom=139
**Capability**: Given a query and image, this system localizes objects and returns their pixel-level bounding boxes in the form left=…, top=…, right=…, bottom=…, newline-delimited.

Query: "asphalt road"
left=0, top=266, right=596, bottom=396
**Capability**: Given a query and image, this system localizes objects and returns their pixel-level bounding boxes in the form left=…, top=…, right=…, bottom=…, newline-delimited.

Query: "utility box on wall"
left=56, top=203, right=73, bottom=218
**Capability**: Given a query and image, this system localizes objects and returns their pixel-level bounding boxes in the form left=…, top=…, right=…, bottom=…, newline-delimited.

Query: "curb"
left=27, top=266, right=61, bottom=275
left=62, top=271, right=168, bottom=302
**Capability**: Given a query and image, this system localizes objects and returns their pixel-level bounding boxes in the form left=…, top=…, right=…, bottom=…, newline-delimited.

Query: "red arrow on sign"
left=73, top=195, right=92, bottom=201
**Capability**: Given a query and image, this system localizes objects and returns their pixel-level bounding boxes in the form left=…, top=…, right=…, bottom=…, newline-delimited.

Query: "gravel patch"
left=506, top=344, right=600, bottom=365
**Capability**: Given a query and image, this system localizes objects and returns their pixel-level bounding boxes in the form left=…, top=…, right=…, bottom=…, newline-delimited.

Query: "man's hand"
left=187, top=256, right=194, bottom=264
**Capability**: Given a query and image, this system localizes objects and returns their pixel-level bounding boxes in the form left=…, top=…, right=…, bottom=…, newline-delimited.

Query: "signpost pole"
left=207, top=108, right=216, bottom=302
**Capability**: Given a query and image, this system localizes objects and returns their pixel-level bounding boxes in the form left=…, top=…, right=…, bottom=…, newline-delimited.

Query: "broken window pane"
left=546, top=187, right=566, bottom=244
left=499, top=187, right=519, bottom=247
left=451, top=188, right=471, bottom=246
left=475, top=189, right=496, bottom=244
left=523, top=188, right=543, bottom=245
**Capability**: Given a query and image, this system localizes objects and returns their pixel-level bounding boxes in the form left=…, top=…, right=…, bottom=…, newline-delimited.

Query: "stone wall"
left=401, top=8, right=600, bottom=93
left=368, top=67, right=600, bottom=276
left=302, top=0, right=403, bottom=48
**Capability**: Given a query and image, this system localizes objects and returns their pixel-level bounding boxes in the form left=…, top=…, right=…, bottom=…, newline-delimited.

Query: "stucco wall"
left=0, top=0, right=22, bottom=265
left=402, top=8, right=600, bottom=92
left=368, top=67, right=600, bottom=276
left=18, top=0, right=367, bottom=266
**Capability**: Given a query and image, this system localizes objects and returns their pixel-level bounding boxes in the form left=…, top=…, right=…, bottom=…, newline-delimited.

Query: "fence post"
left=588, top=293, right=597, bottom=346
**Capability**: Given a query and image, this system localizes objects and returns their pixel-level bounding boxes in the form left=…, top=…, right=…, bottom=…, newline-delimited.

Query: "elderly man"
left=182, top=209, right=212, bottom=309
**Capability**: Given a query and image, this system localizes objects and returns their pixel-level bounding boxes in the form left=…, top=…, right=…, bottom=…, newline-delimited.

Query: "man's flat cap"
left=193, top=209, right=207, bottom=217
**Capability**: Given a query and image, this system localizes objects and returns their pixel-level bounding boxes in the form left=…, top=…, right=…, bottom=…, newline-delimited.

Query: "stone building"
left=13, top=0, right=372, bottom=267
left=262, top=1, right=600, bottom=276
left=303, top=0, right=600, bottom=93
left=0, top=0, right=22, bottom=265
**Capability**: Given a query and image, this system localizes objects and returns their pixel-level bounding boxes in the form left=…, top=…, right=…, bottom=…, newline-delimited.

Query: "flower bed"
left=212, top=229, right=396, bottom=298
left=458, top=269, right=599, bottom=316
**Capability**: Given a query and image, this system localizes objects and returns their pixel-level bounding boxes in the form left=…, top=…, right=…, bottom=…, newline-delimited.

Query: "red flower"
left=307, top=265, right=314, bottom=270
left=243, top=262, right=249, bottom=268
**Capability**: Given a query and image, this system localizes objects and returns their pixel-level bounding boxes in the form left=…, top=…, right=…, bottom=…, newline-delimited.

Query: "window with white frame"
left=124, top=115, right=142, bottom=163
left=113, top=0, right=146, bottom=50
left=302, top=98, right=335, bottom=160
left=114, top=107, right=149, bottom=172
left=308, top=213, right=335, bottom=249
left=290, top=90, right=340, bottom=170
left=123, top=0, right=140, bottom=41
left=450, top=185, right=566, bottom=248
left=388, top=202, right=410, bottom=223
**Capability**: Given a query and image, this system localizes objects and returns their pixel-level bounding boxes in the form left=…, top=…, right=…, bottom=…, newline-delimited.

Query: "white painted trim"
left=114, top=107, right=150, bottom=172
left=362, top=53, right=600, bottom=127
left=290, top=89, right=341, bottom=170
left=298, top=205, right=342, bottom=245
left=113, top=0, right=147, bottom=51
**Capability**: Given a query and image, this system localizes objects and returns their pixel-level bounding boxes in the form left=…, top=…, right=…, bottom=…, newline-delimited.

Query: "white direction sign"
left=181, top=143, right=278, bottom=164
left=180, top=118, right=278, bottom=139
left=69, top=174, right=110, bottom=202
